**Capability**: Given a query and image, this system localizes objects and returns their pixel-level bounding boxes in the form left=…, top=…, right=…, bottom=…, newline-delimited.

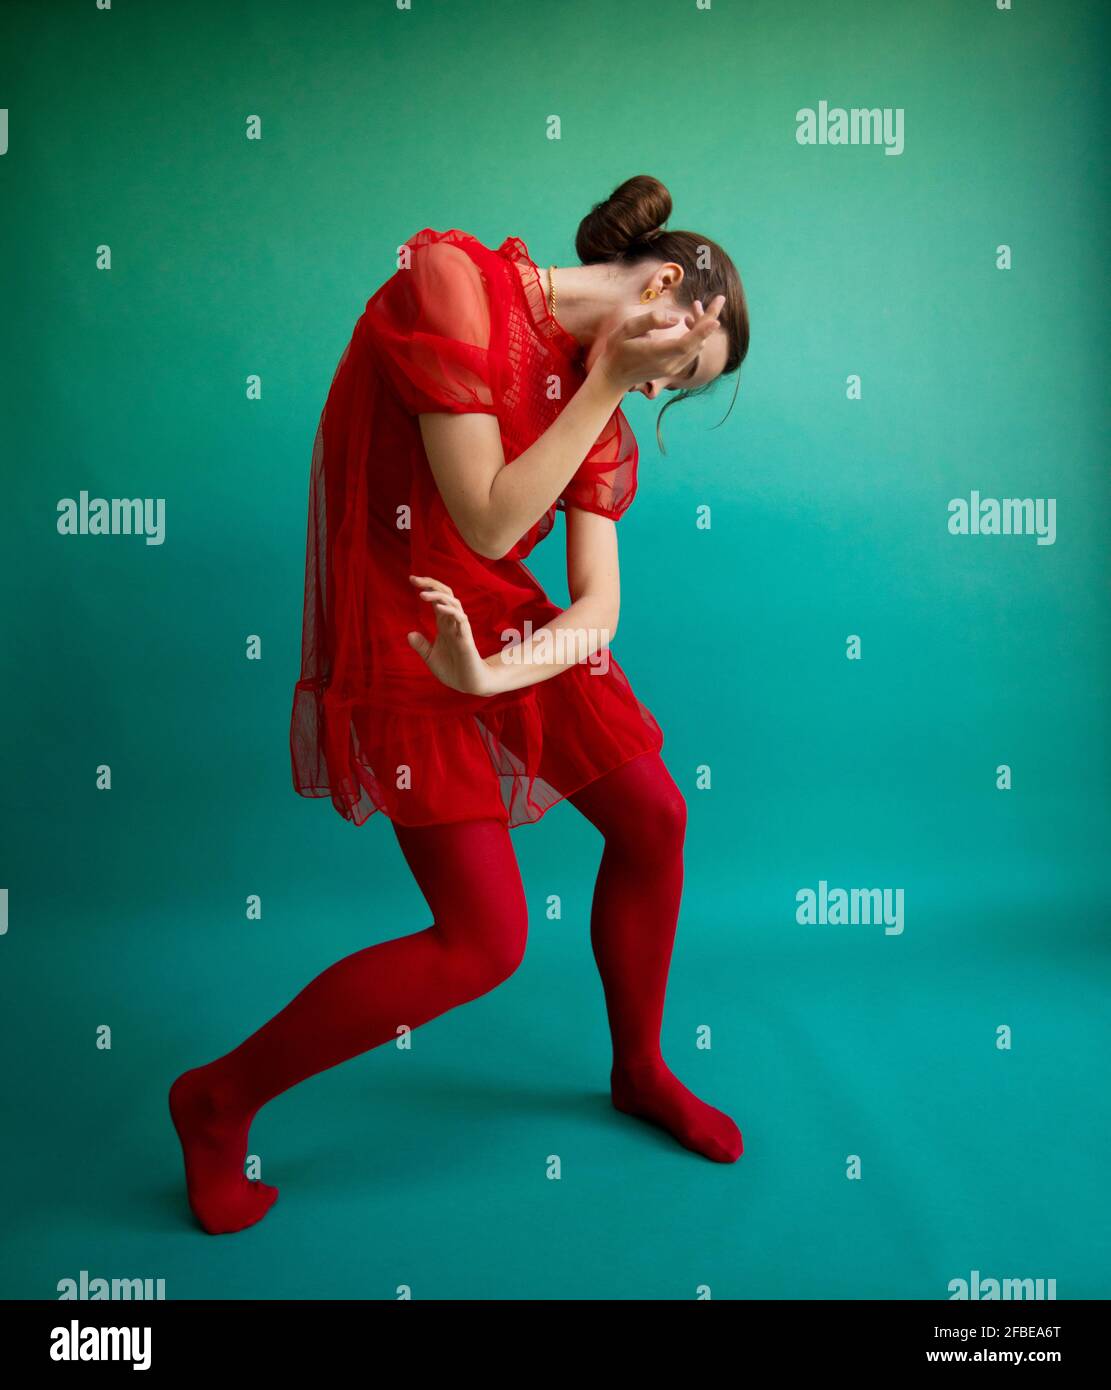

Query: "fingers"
left=623, top=295, right=724, bottom=344
left=408, top=573, right=454, bottom=597
left=409, top=575, right=472, bottom=637
left=620, top=306, right=684, bottom=340
left=411, top=576, right=463, bottom=616
left=683, top=295, right=726, bottom=338
left=408, top=573, right=467, bottom=640
left=668, top=296, right=726, bottom=362
left=679, top=296, right=724, bottom=333
left=628, top=295, right=725, bottom=381
left=690, top=294, right=725, bottom=321
left=426, top=594, right=469, bottom=628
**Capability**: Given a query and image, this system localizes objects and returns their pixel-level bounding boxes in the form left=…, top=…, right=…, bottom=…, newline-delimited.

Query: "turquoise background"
left=1, top=0, right=1108, bottom=1299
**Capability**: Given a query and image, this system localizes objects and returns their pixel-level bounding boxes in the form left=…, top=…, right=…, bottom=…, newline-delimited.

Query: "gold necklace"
left=548, top=264, right=557, bottom=320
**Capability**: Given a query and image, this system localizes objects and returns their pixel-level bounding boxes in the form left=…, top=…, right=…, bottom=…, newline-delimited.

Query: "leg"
left=169, top=815, right=528, bottom=1233
left=568, top=751, right=743, bottom=1163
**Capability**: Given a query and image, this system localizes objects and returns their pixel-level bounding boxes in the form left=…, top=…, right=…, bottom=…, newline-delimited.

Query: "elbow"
left=457, top=515, right=498, bottom=560
left=589, top=599, right=619, bottom=645
left=569, top=590, right=618, bottom=644
left=464, top=512, right=520, bottom=561
left=467, top=525, right=515, bottom=561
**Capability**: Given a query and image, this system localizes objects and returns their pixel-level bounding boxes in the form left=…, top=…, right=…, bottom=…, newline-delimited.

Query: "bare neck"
left=542, top=262, right=635, bottom=351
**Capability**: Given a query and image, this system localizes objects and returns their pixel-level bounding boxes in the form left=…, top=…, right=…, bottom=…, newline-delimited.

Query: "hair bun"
left=575, top=174, right=673, bottom=263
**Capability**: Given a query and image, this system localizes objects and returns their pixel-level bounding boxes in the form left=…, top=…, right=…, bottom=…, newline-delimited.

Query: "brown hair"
left=576, top=174, right=750, bottom=452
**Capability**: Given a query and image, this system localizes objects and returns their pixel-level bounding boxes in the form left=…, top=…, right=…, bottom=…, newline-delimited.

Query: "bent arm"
left=481, top=506, right=621, bottom=694
left=418, top=363, right=624, bottom=560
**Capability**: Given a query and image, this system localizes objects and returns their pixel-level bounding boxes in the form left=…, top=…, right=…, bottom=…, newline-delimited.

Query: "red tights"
left=170, top=750, right=742, bottom=1234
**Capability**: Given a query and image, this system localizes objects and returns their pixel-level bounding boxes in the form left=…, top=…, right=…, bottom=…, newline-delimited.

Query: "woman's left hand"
left=406, top=575, right=498, bottom=696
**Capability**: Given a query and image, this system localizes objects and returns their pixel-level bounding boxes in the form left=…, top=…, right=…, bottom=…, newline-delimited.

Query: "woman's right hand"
left=594, top=295, right=726, bottom=393
left=406, top=575, right=497, bottom=696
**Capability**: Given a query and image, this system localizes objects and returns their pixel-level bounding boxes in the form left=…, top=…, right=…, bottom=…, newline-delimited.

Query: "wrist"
left=480, top=651, right=512, bottom=695
left=587, top=354, right=629, bottom=403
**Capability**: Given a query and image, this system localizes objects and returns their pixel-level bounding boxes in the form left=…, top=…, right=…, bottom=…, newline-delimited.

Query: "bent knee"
left=649, top=788, right=687, bottom=852
left=480, top=915, right=528, bottom=987
left=623, top=778, right=687, bottom=856
left=442, top=898, right=528, bottom=995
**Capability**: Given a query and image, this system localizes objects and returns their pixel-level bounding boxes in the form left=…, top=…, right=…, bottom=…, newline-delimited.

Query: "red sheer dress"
left=290, top=227, right=664, bottom=828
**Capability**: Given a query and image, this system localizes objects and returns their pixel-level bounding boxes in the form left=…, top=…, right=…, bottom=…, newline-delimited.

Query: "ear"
left=659, top=260, right=685, bottom=294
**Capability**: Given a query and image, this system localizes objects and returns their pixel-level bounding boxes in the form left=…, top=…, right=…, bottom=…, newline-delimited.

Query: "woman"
left=170, top=174, right=751, bottom=1235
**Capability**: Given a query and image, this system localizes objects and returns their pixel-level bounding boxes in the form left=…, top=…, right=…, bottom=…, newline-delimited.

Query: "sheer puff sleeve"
left=558, top=404, right=639, bottom=521
left=364, top=234, right=500, bottom=416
